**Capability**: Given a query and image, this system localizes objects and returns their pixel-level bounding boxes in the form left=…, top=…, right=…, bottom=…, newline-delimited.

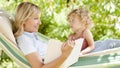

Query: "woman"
left=13, top=2, right=74, bottom=68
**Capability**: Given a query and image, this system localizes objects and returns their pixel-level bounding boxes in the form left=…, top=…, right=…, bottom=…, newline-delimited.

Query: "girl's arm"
left=81, top=29, right=95, bottom=55
left=25, top=41, right=74, bottom=68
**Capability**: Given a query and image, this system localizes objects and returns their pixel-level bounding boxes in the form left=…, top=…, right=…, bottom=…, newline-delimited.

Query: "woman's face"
left=23, top=16, right=41, bottom=32
left=69, top=15, right=82, bottom=32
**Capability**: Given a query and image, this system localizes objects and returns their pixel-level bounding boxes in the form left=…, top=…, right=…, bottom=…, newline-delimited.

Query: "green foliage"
left=0, top=0, right=120, bottom=40
left=0, top=0, right=120, bottom=67
left=0, top=51, right=12, bottom=62
left=0, top=51, right=18, bottom=68
left=86, top=0, right=120, bottom=40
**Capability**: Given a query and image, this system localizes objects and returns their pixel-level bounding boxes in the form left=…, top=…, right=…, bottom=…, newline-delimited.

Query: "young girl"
left=67, top=8, right=95, bottom=55
left=13, top=2, right=74, bottom=68
left=67, top=8, right=120, bottom=55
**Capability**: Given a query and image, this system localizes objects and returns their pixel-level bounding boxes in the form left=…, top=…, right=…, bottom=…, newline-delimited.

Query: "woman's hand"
left=61, top=40, right=75, bottom=58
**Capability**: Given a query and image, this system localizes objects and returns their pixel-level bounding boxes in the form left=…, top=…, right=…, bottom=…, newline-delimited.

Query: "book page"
left=44, top=39, right=62, bottom=64
left=44, top=38, right=83, bottom=68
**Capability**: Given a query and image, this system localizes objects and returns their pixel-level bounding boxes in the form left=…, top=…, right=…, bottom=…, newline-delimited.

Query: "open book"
left=44, top=38, right=83, bottom=68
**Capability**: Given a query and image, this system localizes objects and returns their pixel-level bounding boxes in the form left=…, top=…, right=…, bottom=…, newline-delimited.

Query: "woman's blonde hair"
left=67, top=8, right=94, bottom=29
left=13, top=2, right=40, bottom=37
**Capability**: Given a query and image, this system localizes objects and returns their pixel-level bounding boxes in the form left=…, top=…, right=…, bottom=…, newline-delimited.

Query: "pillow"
left=0, top=10, right=16, bottom=44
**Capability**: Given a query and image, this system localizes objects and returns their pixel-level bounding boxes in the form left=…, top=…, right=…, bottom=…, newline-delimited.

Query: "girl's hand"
left=61, top=40, right=75, bottom=58
left=79, top=52, right=83, bottom=56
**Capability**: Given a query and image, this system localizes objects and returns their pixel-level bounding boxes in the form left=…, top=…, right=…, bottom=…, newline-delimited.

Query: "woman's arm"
left=25, top=52, right=43, bottom=68
left=25, top=41, right=74, bottom=68
left=81, top=29, right=95, bottom=55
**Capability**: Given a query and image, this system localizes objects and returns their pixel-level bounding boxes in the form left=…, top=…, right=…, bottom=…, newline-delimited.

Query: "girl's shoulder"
left=83, top=29, right=91, bottom=33
left=83, top=29, right=92, bottom=37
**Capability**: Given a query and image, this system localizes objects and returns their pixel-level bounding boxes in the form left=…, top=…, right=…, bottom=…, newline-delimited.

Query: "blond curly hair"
left=67, top=8, right=94, bottom=29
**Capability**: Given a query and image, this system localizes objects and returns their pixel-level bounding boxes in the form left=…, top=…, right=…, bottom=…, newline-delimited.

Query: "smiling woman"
left=13, top=2, right=41, bottom=37
left=23, top=16, right=41, bottom=33
left=13, top=2, right=74, bottom=68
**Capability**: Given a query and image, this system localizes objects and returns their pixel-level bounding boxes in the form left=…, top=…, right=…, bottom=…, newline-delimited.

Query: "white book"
left=44, top=38, right=83, bottom=68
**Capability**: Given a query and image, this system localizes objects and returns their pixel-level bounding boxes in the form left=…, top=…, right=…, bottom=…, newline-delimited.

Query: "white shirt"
left=16, top=32, right=47, bottom=59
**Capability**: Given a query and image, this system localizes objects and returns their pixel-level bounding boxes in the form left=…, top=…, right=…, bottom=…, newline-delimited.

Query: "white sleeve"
left=17, top=35, right=37, bottom=55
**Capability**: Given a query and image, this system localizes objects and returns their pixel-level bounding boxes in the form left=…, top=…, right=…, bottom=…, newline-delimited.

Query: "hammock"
left=1, top=32, right=120, bottom=68
left=0, top=10, right=120, bottom=68
left=0, top=33, right=30, bottom=68
left=0, top=32, right=49, bottom=68
left=70, top=47, right=120, bottom=68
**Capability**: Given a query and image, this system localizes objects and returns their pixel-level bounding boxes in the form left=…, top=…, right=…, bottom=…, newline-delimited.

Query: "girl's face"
left=23, top=15, right=41, bottom=32
left=69, top=15, right=83, bottom=32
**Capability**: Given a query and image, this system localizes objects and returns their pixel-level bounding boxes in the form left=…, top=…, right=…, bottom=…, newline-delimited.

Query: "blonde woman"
left=13, top=2, right=74, bottom=68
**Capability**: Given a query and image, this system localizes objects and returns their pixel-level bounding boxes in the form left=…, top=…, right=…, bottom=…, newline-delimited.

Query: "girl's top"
left=79, top=33, right=88, bottom=51
left=69, top=31, right=89, bottom=51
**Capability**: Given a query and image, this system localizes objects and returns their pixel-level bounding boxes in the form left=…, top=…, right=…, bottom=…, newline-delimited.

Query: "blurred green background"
left=0, top=0, right=120, bottom=68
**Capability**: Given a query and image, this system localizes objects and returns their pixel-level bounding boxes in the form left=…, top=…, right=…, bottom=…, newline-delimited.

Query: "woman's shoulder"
left=17, top=32, right=35, bottom=41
